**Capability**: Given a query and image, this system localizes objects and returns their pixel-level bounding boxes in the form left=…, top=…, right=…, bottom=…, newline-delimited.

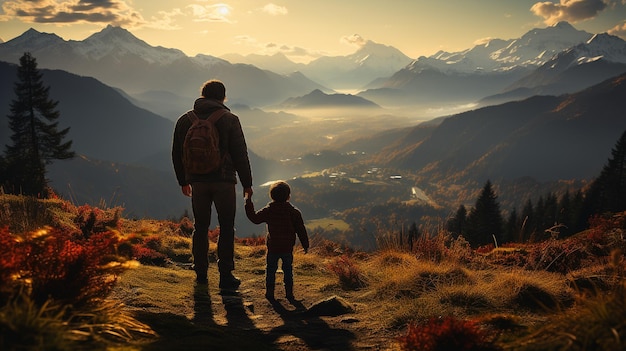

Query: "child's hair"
left=269, top=181, right=290, bottom=202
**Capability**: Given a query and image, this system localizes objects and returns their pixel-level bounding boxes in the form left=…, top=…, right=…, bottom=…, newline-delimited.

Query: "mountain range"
left=4, top=21, right=626, bottom=118
left=222, top=40, right=413, bottom=90
left=0, top=25, right=326, bottom=115
left=359, top=22, right=626, bottom=109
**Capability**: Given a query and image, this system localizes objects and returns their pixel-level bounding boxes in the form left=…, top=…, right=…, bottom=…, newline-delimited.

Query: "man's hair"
left=269, top=181, right=290, bottom=202
left=201, top=80, right=226, bottom=101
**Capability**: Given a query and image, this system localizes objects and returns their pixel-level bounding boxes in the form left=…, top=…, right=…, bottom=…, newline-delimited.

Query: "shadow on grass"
left=130, top=282, right=357, bottom=350
left=133, top=283, right=277, bottom=351
left=268, top=298, right=357, bottom=350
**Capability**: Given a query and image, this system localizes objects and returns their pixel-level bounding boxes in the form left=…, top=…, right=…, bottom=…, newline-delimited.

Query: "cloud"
left=0, top=0, right=145, bottom=26
left=608, top=21, right=626, bottom=38
left=146, top=8, right=184, bottom=30
left=341, top=34, right=367, bottom=47
left=262, top=3, right=288, bottom=16
left=234, top=34, right=319, bottom=60
left=187, top=3, right=233, bottom=23
left=530, top=0, right=608, bottom=24
left=474, top=37, right=494, bottom=46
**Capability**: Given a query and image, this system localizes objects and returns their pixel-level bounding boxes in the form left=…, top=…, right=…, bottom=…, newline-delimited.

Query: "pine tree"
left=583, top=129, right=626, bottom=217
left=446, top=204, right=467, bottom=236
left=2, top=52, right=75, bottom=196
left=466, top=180, right=504, bottom=248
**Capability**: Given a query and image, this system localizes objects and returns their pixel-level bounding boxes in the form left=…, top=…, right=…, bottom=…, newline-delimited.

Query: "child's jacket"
left=245, top=200, right=309, bottom=254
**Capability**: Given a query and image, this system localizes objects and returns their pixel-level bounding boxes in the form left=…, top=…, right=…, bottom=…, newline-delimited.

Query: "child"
left=245, top=181, right=309, bottom=301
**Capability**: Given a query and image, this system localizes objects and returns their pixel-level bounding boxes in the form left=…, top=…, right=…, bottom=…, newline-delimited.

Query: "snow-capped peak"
left=569, top=33, right=626, bottom=65
left=76, top=25, right=186, bottom=64
left=407, top=21, right=594, bottom=74
left=3, top=28, right=65, bottom=49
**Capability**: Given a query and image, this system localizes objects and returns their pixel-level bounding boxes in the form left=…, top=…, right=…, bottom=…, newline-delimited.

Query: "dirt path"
left=109, top=251, right=402, bottom=350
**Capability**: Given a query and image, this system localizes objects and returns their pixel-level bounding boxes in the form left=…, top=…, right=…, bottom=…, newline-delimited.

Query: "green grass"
left=306, top=217, right=351, bottom=232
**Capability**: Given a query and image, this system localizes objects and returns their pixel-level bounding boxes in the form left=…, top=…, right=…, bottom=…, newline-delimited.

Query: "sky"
left=1, top=0, right=626, bottom=63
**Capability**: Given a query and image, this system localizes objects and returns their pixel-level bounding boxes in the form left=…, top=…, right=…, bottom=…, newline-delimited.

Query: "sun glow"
left=217, top=5, right=230, bottom=16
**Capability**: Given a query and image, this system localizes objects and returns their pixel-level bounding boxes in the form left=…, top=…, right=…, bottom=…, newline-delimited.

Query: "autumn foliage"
left=398, top=316, right=498, bottom=351
left=0, top=226, right=120, bottom=306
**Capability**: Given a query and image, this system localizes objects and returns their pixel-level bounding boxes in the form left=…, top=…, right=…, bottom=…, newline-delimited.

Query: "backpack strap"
left=187, top=109, right=228, bottom=123
left=186, top=110, right=199, bottom=122
left=207, top=109, right=228, bottom=123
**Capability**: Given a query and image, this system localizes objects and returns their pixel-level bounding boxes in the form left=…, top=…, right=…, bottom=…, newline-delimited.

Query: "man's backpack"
left=182, top=109, right=228, bottom=175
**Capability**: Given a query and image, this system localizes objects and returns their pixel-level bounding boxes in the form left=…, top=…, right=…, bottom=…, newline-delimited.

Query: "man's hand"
left=243, top=187, right=253, bottom=199
left=182, top=184, right=192, bottom=197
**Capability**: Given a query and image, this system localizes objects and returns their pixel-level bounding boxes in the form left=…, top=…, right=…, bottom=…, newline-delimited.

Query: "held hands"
left=243, top=187, right=253, bottom=200
left=182, top=184, right=192, bottom=197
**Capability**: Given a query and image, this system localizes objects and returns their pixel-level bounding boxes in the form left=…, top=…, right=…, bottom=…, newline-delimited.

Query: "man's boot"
left=285, top=283, right=294, bottom=301
left=219, top=272, right=241, bottom=290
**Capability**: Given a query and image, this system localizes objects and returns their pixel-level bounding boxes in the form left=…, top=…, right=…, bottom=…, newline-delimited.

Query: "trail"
left=109, top=254, right=401, bottom=350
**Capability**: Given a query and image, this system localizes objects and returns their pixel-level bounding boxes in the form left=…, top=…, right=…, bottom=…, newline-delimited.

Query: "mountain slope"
left=377, top=73, right=626, bottom=183
left=0, top=61, right=288, bottom=219
left=0, top=61, right=173, bottom=164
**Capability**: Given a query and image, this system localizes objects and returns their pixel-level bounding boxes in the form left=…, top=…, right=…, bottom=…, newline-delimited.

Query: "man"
left=172, top=80, right=253, bottom=289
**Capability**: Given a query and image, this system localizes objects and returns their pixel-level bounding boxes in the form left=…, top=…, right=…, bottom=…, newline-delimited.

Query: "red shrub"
left=209, top=228, right=220, bottom=242
left=236, top=235, right=266, bottom=246
left=476, top=244, right=495, bottom=255
left=327, top=254, right=366, bottom=290
left=131, top=245, right=167, bottom=266
left=413, top=234, right=449, bottom=262
left=178, top=216, right=194, bottom=236
left=399, top=316, right=499, bottom=351
left=525, top=238, right=584, bottom=273
left=74, top=204, right=122, bottom=236
left=0, top=226, right=28, bottom=293
left=0, top=227, right=121, bottom=306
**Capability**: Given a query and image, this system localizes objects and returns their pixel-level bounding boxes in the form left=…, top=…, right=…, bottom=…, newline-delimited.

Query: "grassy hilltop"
left=1, top=194, right=625, bottom=350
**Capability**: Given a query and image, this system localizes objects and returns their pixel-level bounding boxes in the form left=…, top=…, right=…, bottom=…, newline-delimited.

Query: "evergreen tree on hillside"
left=466, top=180, right=504, bottom=247
left=446, top=204, right=467, bottom=236
left=583, top=129, right=626, bottom=217
left=1, top=53, right=75, bottom=196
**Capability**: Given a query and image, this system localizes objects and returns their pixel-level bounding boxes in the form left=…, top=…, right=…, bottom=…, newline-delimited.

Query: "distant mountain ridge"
left=222, top=40, right=413, bottom=90
left=3, top=22, right=626, bottom=116
left=277, top=89, right=380, bottom=109
left=360, top=22, right=626, bottom=109
left=497, top=33, right=626, bottom=97
left=0, top=26, right=326, bottom=112
left=372, top=73, right=626, bottom=183
left=418, top=21, right=594, bottom=74
left=301, top=40, right=413, bottom=89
